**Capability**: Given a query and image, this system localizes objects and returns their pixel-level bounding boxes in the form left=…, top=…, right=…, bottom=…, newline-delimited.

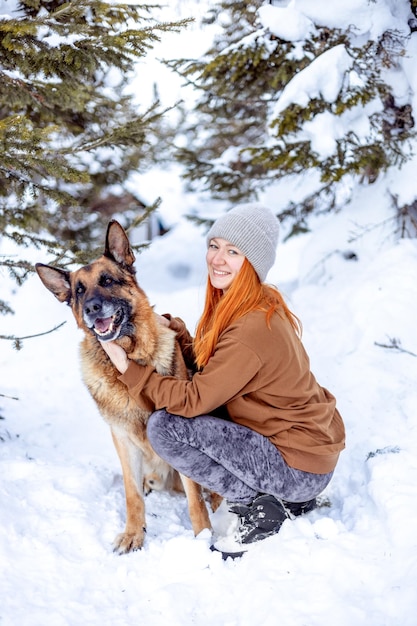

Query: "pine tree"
left=0, top=0, right=188, bottom=314
left=167, top=1, right=416, bottom=237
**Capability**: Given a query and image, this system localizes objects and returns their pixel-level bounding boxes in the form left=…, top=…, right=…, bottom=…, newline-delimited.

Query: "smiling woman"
left=101, top=203, right=345, bottom=558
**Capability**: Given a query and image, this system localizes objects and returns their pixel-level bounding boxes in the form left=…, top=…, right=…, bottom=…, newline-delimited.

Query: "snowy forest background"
left=1, top=1, right=417, bottom=625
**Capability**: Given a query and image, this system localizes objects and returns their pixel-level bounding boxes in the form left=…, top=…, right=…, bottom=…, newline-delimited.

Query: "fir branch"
left=374, top=336, right=417, bottom=357
left=0, top=0, right=190, bottom=280
left=0, top=322, right=67, bottom=351
left=0, top=393, right=19, bottom=401
left=0, top=299, right=14, bottom=316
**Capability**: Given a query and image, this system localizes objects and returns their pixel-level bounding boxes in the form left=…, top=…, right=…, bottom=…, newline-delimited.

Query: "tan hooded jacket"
left=119, top=310, right=345, bottom=474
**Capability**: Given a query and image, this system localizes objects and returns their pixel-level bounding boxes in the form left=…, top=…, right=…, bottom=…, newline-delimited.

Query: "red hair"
left=194, top=258, right=301, bottom=369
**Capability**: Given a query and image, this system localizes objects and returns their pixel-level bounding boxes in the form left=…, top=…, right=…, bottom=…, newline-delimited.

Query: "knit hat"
left=206, top=203, right=279, bottom=282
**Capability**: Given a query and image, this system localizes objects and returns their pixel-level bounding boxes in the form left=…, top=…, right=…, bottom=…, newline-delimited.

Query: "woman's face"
left=206, top=237, right=245, bottom=292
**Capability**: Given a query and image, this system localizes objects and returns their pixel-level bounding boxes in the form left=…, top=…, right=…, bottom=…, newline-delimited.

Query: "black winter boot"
left=211, top=494, right=290, bottom=559
left=236, top=494, right=290, bottom=545
left=282, top=498, right=317, bottom=517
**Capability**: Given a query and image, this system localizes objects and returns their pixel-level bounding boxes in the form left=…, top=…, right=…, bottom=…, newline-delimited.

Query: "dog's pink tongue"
left=95, top=317, right=112, bottom=333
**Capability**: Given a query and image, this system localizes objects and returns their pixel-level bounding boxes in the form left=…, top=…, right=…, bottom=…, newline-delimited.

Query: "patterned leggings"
left=147, top=410, right=333, bottom=505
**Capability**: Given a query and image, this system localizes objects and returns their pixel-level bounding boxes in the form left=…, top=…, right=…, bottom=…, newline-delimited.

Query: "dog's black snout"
left=84, top=297, right=103, bottom=317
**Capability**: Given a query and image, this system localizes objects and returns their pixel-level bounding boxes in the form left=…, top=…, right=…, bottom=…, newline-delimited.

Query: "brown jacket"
left=119, top=310, right=345, bottom=474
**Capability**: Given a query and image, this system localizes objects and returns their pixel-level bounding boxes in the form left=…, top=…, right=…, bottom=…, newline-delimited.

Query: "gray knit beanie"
left=206, top=203, right=279, bottom=282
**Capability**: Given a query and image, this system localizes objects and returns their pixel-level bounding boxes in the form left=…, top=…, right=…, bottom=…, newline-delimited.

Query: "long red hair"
left=194, top=258, right=301, bottom=369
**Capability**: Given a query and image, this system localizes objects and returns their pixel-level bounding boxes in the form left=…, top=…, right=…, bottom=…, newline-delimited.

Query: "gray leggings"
left=147, top=410, right=333, bottom=505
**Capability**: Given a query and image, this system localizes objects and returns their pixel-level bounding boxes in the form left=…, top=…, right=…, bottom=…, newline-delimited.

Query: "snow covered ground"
left=2, top=177, right=416, bottom=626
left=1, top=1, right=417, bottom=625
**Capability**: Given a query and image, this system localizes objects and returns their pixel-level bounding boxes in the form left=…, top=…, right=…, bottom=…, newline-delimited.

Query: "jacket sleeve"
left=118, top=326, right=262, bottom=417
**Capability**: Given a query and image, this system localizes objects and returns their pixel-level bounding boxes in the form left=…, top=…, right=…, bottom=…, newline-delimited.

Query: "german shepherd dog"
left=36, top=220, right=218, bottom=554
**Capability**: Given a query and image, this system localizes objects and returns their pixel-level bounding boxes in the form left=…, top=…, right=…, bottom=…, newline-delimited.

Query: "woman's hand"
left=154, top=313, right=171, bottom=328
left=99, top=340, right=129, bottom=374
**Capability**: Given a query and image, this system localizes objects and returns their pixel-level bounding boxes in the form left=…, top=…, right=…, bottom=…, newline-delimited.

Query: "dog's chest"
left=79, top=340, right=150, bottom=428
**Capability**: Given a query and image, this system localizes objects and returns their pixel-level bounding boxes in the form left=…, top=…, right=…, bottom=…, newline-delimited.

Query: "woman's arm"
left=116, top=328, right=262, bottom=418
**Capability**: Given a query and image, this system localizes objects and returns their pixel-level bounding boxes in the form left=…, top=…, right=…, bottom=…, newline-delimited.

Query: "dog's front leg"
left=180, top=474, right=212, bottom=536
left=111, top=427, right=146, bottom=554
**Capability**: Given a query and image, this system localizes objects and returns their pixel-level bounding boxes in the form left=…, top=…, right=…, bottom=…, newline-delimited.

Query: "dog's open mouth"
left=94, top=316, right=114, bottom=336
left=93, top=309, right=123, bottom=340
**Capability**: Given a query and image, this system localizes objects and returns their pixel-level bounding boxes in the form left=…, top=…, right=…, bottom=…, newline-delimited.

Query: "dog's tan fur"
left=36, top=220, right=219, bottom=554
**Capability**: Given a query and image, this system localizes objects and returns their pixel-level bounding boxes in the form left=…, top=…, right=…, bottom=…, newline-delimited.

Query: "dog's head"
left=36, top=220, right=148, bottom=342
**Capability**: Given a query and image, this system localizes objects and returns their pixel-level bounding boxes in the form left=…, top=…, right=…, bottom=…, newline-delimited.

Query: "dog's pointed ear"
left=35, top=264, right=72, bottom=303
left=105, top=220, right=136, bottom=267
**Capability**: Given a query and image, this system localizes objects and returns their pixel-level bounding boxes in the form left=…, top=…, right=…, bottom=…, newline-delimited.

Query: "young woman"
left=101, top=203, right=345, bottom=552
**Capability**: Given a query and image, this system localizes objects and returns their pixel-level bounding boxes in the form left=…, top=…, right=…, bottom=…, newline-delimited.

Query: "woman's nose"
left=213, top=249, right=226, bottom=264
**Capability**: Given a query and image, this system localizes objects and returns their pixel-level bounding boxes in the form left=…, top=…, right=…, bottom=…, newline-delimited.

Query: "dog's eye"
left=101, top=275, right=114, bottom=287
left=75, top=283, right=85, bottom=295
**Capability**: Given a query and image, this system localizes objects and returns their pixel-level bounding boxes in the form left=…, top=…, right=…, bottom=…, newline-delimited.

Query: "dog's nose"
left=84, top=297, right=102, bottom=316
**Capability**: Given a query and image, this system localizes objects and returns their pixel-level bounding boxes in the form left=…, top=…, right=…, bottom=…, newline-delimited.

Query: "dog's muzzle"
left=83, top=297, right=126, bottom=341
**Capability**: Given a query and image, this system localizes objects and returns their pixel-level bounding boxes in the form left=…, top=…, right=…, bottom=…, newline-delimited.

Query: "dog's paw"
left=113, top=527, right=146, bottom=554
